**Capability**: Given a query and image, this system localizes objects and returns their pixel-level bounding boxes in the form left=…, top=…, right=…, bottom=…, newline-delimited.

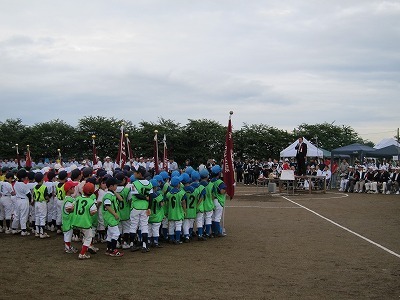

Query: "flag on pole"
left=116, top=125, right=126, bottom=168
left=126, top=134, right=134, bottom=161
left=26, top=145, right=32, bottom=168
left=154, top=130, right=159, bottom=174
left=223, top=111, right=235, bottom=199
left=16, top=144, right=21, bottom=168
left=92, top=136, right=98, bottom=166
left=163, top=134, right=168, bottom=172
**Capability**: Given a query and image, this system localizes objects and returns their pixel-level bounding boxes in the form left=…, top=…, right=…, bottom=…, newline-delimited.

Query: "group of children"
left=0, top=163, right=227, bottom=260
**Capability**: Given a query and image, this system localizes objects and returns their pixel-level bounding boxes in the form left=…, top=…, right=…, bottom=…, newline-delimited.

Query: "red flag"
left=154, top=131, right=159, bottom=174
left=163, top=134, right=168, bottom=172
left=223, top=112, right=235, bottom=199
left=92, top=137, right=98, bottom=166
left=26, top=145, right=32, bottom=168
left=116, top=126, right=126, bottom=168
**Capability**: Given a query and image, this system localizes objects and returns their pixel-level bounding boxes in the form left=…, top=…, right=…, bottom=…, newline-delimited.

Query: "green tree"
left=27, top=119, right=78, bottom=161
left=0, top=118, right=27, bottom=159
left=181, top=119, right=226, bottom=166
left=295, top=123, right=371, bottom=151
left=234, top=123, right=292, bottom=160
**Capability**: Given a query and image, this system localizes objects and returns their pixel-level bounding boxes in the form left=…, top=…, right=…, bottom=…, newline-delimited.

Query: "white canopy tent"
left=374, top=138, right=400, bottom=149
left=280, top=137, right=324, bottom=158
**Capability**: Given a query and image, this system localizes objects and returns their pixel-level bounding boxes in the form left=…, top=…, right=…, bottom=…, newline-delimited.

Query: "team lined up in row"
left=0, top=164, right=227, bottom=259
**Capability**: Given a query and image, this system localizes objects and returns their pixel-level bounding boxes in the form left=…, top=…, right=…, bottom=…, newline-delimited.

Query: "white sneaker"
left=338, top=189, right=343, bottom=192
left=116, top=241, right=122, bottom=249
left=50, top=225, right=55, bottom=232
left=0, top=226, right=4, bottom=233
left=122, top=242, right=130, bottom=249
left=21, top=231, right=31, bottom=236
left=78, top=253, right=91, bottom=260
left=358, top=190, right=363, bottom=193
left=386, top=191, right=391, bottom=195
left=56, top=229, right=62, bottom=234
left=35, top=232, right=40, bottom=237
left=396, top=191, right=399, bottom=195
left=31, top=228, right=36, bottom=234
left=40, top=232, right=50, bottom=238
left=5, top=229, right=11, bottom=234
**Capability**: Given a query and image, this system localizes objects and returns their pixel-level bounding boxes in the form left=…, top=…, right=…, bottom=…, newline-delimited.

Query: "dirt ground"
left=1, top=185, right=400, bottom=299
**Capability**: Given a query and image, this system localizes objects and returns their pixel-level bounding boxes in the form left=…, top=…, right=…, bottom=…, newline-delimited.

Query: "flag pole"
left=222, top=110, right=234, bottom=235
left=16, top=144, right=20, bottom=168
left=154, top=130, right=159, bottom=174
left=92, top=135, right=97, bottom=167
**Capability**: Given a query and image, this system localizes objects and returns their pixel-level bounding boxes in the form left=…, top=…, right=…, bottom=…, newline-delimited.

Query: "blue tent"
left=331, top=143, right=376, bottom=161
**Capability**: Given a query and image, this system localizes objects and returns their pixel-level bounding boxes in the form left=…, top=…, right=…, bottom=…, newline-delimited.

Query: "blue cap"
left=153, top=175, right=163, bottom=182
left=171, top=170, right=180, bottom=178
left=180, top=173, right=191, bottom=184
left=159, top=171, right=169, bottom=180
left=200, top=169, right=209, bottom=179
left=191, top=171, right=200, bottom=181
left=185, top=166, right=194, bottom=175
left=150, top=179, right=159, bottom=188
left=170, top=176, right=181, bottom=187
left=211, top=165, right=222, bottom=175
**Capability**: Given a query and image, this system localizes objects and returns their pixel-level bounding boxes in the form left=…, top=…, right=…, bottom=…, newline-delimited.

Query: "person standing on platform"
left=295, top=137, right=307, bottom=176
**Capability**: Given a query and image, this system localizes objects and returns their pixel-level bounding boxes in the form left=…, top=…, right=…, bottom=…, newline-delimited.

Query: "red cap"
left=64, top=181, right=79, bottom=193
left=83, top=182, right=95, bottom=196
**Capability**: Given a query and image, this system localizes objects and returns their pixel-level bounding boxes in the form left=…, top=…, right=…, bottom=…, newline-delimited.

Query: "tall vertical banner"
left=154, top=130, right=159, bottom=174
left=223, top=111, right=235, bottom=199
left=26, top=145, right=32, bottom=168
left=126, top=134, right=134, bottom=161
left=116, top=125, right=126, bottom=168
left=163, top=134, right=168, bottom=171
left=92, top=135, right=98, bottom=166
left=15, top=144, right=21, bottom=168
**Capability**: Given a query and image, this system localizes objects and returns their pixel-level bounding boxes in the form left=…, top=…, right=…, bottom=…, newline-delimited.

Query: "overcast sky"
left=0, top=0, right=399, bottom=143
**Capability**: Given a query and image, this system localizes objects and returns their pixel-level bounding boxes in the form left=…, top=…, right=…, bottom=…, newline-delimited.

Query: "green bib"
left=131, top=180, right=153, bottom=210
left=213, top=179, right=226, bottom=207
left=62, top=196, right=75, bottom=232
left=148, top=192, right=164, bottom=224
left=116, top=186, right=131, bottom=221
left=102, top=192, right=120, bottom=227
left=56, top=183, right=66, bottom=201
left=184, top=188, right=199, bottom=219
left=33, top=184, right=47, bottom=202
left=202, top=181, right=215, bottom=212
left=72, top=196, right=96, bottom=229
left=166, top=189, right=185, bottom=221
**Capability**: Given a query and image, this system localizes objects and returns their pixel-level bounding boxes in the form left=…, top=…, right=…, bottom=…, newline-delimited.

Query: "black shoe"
left=154, top=243, right=163, bottom=248
left=141, top=247, right=150, bottom=253
left=173, top=240, right=182, bottom=245
left=183, top=238, right=190, bottom=243
left=130, top=245, right=140, bottom=252
left=197, top=236, right=207, bottom=241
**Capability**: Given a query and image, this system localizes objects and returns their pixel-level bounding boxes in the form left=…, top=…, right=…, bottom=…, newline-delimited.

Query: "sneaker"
left=386, top=191, right=391, bottom=195
left=216, top=232, right=226, bottom=237
left=130, top=245, right=140, bottom=252
left=173, top=240, right=182, bottom=245
left=109, top=249, right=124, bottom=257
left=65, top=247, right=78, bottom=254
left=396, top=191, right=399, bottom=195
left=105, top=249, right=112, bottom=256
left=31, top=228, right=36, bottom=234
left=122, top=242, right=130, bottom=249
left=0, top=226, right=4, bottom=233
left=198, top=236, right=207, bottom=241
left=183, top=238, right=190, bottom=243
left=21, top=231, right=31, bottom=236
left=35, top=232, right=40, bottom=237
left=141, top=247, right=150, bottom=253
left=78, top=253, right=91, bottom=260
left=5, top=229, right=11, bottom=234
left=154, top=243, right=163, bottom=248
left=50, top=225, right=55, bottom=232
left=88, top=246, right=98, bottom=254
left=338, top=189, right=343, bottom=192
left=116, top=241, right=122, bottom=249
left=40, top=232, right=50, bottom=238
left=56, top=229, right=62, bottom=234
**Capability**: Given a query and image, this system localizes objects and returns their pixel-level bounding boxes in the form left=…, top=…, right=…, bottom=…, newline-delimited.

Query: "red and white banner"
left=116, top=126, right=126, bottom=168
left=163, top=134, right=168, bottom=172
left=154, top=131, right=159, bottom=174
left=223, top=113, right=235, bottom=199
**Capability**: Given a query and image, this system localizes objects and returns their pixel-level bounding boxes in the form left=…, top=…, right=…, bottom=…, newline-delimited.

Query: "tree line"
left=0, top=117, right=372, bottom=166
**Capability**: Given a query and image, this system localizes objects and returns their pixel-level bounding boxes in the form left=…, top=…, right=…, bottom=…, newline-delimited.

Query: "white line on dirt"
left=282, top=195, right=400, bottom=259
left=226, top=205, right=301, bottom=209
